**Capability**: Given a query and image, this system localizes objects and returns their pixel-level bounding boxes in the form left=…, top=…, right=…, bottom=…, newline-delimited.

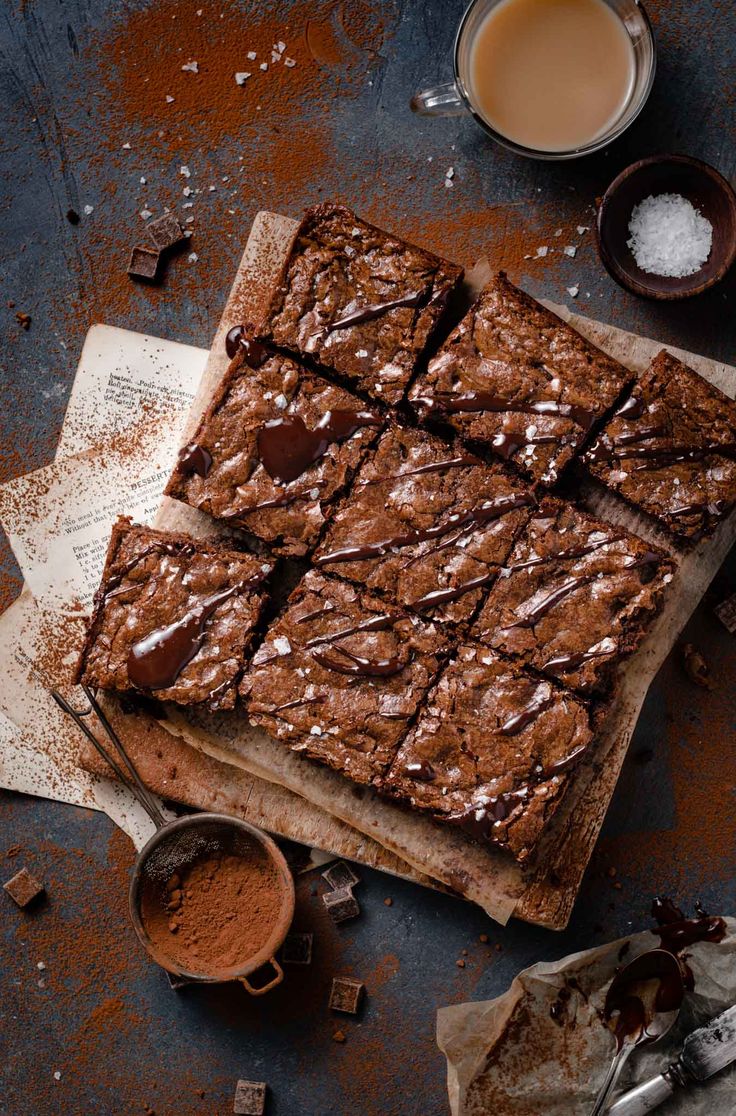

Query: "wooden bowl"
left=596, top=154, right=736, bottom=300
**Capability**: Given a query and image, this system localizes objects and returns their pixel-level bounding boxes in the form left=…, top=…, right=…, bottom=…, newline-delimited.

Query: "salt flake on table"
left=284, top=57, right=296, bottom=67
left=188, top=253, right=198, bottom=263
left=247, top=50, right=257, bottom=60
left=180, top=165, right=190, bottom=178
left=535, top=246, right=548, bottom=258
left=235, top=72, right=251, bottom=84
left=567, top=286, right=579, bottom=298
left=165, top=95, right=174, bottom=103
left=577, top=225, right=589, bottom=234
left=260, top=62, right=268, bottom=71
left=564, top=245, right=577, bottom=257
left=83, top=205, right=94, bottom=215
left=181, top=61, right=199, bottom=73
left=139, top=209, right=153, bottom=219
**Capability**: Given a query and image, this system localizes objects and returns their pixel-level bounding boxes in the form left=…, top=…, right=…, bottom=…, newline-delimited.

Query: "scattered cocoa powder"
left=140, top=850, right=283, bottom=974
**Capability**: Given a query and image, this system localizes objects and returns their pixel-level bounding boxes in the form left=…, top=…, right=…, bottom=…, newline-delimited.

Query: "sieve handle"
left=239, top=957, right=284, bottom=996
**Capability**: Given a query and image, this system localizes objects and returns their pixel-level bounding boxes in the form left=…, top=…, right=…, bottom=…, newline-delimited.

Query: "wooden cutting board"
left=150, top=211, right=736, bottom=929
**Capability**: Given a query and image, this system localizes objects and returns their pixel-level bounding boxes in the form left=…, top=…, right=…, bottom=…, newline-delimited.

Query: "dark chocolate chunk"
left=323, top=886, right=360, bottom=924
left=146, top=212, right=185, bottom=252
left=128, top=244, right=161, bottom=281
left=233, top=1079, right=267, bottom=1115
left=3, top=867, right=45, bottom=909
left=321, top=860, right=360, bottom=892
left=329, top=976, right=364, bottom=1014
left=280, top=932, right=313, bottom=966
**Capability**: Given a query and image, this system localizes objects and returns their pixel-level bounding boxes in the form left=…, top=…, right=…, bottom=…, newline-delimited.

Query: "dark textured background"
left=1, top=1, right=735, bottom=1112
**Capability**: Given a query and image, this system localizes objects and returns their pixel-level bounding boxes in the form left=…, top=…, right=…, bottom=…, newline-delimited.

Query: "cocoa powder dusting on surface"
left=141, top=851, right=282, bottom=974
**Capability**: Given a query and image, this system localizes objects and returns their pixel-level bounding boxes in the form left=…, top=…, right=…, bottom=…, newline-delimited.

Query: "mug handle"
left=411, top=81, right=467, bottom=117
left=239, top=957, right=284, bottom=996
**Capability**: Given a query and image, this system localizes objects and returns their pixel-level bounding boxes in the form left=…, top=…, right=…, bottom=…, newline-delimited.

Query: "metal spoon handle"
left=589, top=1042, right=635, bottom=1116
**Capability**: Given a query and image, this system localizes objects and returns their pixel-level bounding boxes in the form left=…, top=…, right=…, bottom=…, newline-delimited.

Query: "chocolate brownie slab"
left=258, top=202, right=463, bottom=407
left=166, top=331, right=383, bottom=556
left=583, top=349, right=736, bottom=543
left=313, top=425, right=535, bottom=624
left=409, top=273, right=634, bottom=485
left=471, top=498, right=674, bottom=695
left=381, top=643, right=595, bottom=865
left=76, top=519, right=272, bottom=711
left=241, top=571, right=449, bottom=786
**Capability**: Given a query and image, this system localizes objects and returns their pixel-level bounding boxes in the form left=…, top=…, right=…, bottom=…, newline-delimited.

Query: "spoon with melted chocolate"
left=589, top=949, right=684, bottom=1116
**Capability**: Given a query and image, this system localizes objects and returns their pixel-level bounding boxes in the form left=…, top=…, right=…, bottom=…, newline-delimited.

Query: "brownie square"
left=381, top=643, right=595, bottom=865
left=583, top=349, right=736, bottom=543
left=409, top=273, right=634, bottom=485
left=240, top=571, right=449, bottom=785
left=258, top=202, right=463, bottom=407
left=471, top=498, right=674, bottom=695
left=76, top=519, right=272, bottom=711
left=166, top=331, right=383, bottom=556
left=313, top=425, right=535, bottom=624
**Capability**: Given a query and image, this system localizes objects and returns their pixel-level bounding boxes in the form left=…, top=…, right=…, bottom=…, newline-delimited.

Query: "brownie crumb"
left=479, top=933, right=489, bottom=943
left=329, top=977, right=364, bottom=1014
left=332, top=1029, right=347, bottom=1043
left=456, top=959, right=466, bottom=968
left=383, top=897, right=393, bottom=907
left=3, top=867, right=45, bottom=909
left=233, top=1079, right=267, bottom=1115
left=15, top=311, right=31, bottom=330
left=66, top=208, right=80, bottom=224
left=323, top=887, right=360, bottom=924
left=680, top=642, right=713, bottom=689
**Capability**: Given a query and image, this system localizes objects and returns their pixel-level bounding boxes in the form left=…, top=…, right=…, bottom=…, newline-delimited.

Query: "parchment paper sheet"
left=437, top=921, right=736, bottom=1115
left=152, top=212, right=736, bottom=928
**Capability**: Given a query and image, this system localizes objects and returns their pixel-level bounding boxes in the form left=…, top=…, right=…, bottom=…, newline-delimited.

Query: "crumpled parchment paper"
left=437, top=920, right=736, bottom=1115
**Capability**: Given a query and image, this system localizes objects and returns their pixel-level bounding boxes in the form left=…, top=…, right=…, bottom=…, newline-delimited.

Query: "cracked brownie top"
left=314, top=424, right=536, bottom=624
left=381, top=643, right=595, bottom=865
left=76, top=519, right=272, bottom=711
left=241, top=570, right=449, bottom=786
left=471, top=497, right=674, bottom=695
left=166, top=330, right=383, bottom=557
left=583, top=349, right=736, bottom=543
left=409, top=273, right=633, bottom=485
left=258, top=202, right=464, bottom=407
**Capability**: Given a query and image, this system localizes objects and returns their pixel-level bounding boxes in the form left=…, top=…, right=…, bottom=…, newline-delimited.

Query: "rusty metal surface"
left=1, top=0, right=735, bottom=1112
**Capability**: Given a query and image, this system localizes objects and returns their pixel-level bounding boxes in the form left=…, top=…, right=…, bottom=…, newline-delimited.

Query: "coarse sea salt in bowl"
left=596, top=154, right=736, bottom=300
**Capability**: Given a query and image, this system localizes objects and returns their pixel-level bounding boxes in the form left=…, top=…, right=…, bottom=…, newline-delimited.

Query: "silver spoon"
left=589, top=948, right=685, bottom=1116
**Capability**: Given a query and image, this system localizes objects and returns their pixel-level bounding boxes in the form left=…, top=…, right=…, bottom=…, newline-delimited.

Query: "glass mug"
left=411, top=0, right=656, bottom=160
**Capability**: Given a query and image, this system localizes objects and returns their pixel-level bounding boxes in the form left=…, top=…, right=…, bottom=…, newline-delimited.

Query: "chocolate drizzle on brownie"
left=225, top=325, right=269, bottom=366
left=500, top=690, right=555, bottom=736
left=504, top=574, right=596, bottom=629
left=355, top=456, right=481, bottom=487
left=311, top=646, right=404, bottom=678
left=414, top=391, right=598, bottom=432
left=320, top=289, right=429, bottom=336
left=257, top=409, right=381, bottom=484
left=315, top=492, right=534, bottom=566
left=177, top=442, right=213, bottom=478
left=127, top=579, right=259, bottom=690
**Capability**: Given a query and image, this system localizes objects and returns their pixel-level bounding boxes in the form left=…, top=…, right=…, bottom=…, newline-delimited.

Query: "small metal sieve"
left=52, top=686, right=295, bottom=994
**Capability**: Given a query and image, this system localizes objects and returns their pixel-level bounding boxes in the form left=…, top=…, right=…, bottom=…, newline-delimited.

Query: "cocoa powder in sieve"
left=141, top=851, right=283, bottom=974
